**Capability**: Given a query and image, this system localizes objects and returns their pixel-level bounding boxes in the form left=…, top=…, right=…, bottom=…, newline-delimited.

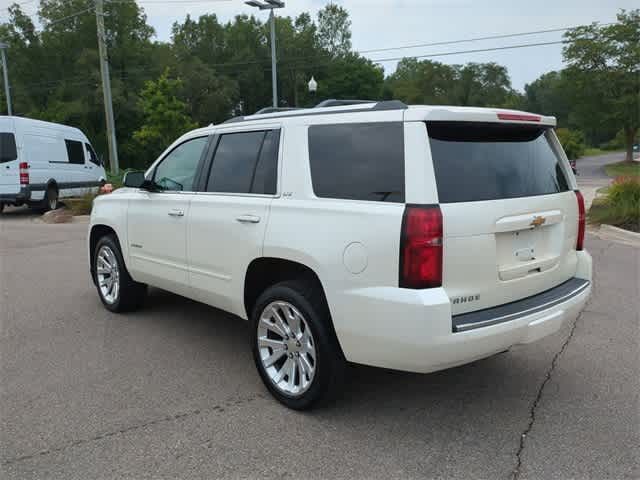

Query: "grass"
left=588, top=177, right=640, bottom=233
left=65, top=191, right=98, bottom=216
left=582, top=147, right=624, bottom=158
left=596, top=186, right=610, bottom=195
left=604, top=161, right=640, bottom=178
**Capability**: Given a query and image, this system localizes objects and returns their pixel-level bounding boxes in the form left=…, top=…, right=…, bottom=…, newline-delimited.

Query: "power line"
left=43, top=6, right=95, bottom=27
left=369, top=40, right=569, bottom=64
left=357, top=23, right=614, bottom=55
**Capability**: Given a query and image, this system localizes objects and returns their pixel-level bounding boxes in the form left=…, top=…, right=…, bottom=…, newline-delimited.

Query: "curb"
left=600, top=224, right=640, bottom=240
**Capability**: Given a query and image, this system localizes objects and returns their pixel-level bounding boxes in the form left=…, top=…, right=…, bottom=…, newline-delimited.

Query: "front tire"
left=93, top=234, right=147, bottom=312
left=250, top=279, right=346, bottom=410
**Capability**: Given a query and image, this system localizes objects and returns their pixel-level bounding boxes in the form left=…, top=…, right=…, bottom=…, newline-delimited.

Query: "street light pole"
left=0, top=43, right=12, bottom=116
left=269, top=9, right=277, bottom=108
left=245, top=0, right=284, bottom=109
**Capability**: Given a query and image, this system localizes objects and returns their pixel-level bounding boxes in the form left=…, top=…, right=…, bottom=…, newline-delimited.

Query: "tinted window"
left=0, top=132, right=17, bottom=163
left=65, top=140, right=85, bottom=165
left=308, top=123, right=405, bottom=202
left=428, top=122, right=570, bottom=203
left=251, top=129, right=280, bottom=194
left=206, top=130, right=274, bottom=194
left=85, top=143, right=100, bottom=166
left=153, top=136, right=208, bottom=191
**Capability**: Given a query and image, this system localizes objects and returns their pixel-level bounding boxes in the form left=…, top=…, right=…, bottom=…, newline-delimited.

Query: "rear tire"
left=0, top=203, right=4, bottom=214
left=93, top=234, right=147, bottom=312
left=250, top=279, right=346, bottom=410
left=42, top=185, right=59, bottom=212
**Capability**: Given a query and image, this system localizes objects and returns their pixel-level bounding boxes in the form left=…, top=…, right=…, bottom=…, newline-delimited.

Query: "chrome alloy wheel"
left=257, top=301, right=317, bottom=396
left=96, top=245, right=120, bottom=304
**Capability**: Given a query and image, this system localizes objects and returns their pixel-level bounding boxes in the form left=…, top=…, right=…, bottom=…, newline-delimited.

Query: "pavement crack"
left=510, top=267, right=598, bottom=480
left=1, top=393, right=266, bottom=467
left=509, top=312, right=583, bottom=480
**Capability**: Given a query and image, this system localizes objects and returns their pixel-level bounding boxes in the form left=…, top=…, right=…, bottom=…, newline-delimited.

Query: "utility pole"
left=245, top=0, right=284, bottom=109
left=0, top=42, right=12, bottom=116
left=95, top=0, right=119, bottom=173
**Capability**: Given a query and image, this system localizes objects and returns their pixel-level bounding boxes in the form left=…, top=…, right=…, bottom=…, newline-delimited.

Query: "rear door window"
left=205, top=129, right=280, bottom=194
left=427, top=122, right=569, bottom=203
left=0, top=132, right=17, bottom=163
left=65, top=139, right=85, bottom=165
left=308, top=122, right=405, bottom=202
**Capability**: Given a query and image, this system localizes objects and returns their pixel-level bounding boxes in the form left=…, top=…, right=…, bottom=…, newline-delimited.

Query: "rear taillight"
left=575, top=190, right=585, bottom=251
left=399, top=205, right=443, bottom=289
left=19, top=162, right=29, bottom=185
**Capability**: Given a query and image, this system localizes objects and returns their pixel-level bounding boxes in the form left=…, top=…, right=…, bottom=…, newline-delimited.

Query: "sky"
left=3, top=0, right=637, bottom=91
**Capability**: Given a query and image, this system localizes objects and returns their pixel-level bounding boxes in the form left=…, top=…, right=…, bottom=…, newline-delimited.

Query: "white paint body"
left=89, top=104, right=592, bottom=373
left=0, top=116, right=105, bottom=204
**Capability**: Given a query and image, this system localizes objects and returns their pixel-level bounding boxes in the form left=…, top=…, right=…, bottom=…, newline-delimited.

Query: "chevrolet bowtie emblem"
left=530, top=216, right=546, bottom=227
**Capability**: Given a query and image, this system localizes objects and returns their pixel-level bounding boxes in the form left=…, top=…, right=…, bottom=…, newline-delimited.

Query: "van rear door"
left=0, top=117, right=20, bottom=196
left=427, top=121, right=580, bottom=315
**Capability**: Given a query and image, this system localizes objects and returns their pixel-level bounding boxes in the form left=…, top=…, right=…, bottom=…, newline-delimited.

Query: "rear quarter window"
left=308, top=122, right=405, bottom=203
left=428, top=122, right=570, bottom=203
left=0, top=132, right=17, bottom=163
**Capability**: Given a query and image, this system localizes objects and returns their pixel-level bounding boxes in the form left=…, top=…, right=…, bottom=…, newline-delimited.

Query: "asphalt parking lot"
left=1, top=209, right=638, bottom=479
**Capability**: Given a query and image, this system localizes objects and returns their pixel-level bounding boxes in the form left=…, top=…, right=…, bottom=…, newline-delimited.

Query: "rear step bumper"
left=453, top=278, right=590, bottom=332
left=333, top=251, right=592, bottom=374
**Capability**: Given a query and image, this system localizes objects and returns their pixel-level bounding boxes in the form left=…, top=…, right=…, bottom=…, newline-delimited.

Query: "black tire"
left=43, top=185, right=59, bottom=212
left=0, top=203, right=4, bottom=214
left=93, top=234, right=147, bottom=312
left=250, top=278, right=346, bottom=410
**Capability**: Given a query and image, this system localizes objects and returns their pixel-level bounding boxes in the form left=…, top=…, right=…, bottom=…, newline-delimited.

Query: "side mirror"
left=123, top=171, right=147, bottom=188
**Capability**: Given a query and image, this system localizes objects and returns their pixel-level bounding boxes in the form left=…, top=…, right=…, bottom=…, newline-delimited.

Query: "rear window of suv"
left=427, top=122, right=570, bottom=203
left=308, top=122, right=404, bottom=203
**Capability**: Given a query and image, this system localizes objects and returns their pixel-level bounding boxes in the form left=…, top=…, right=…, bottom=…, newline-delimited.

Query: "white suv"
left=88, top=100, right=592, bottom=409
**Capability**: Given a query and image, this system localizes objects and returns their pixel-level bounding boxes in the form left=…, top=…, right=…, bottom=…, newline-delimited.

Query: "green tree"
left=563, top=9, right=640, bottom=162
left=132, top=69, right=197, bottom=167
left=317, top=3, right=351, bottom=57
left=524, top=71, right=571, bottom=125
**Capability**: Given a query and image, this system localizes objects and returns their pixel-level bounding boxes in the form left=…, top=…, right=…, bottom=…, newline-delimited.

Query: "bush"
left=556, top=128, right=586, bottom=160
left=65, top=191, right=98, bottom=216
left=588, top=176, right=640, bottom=232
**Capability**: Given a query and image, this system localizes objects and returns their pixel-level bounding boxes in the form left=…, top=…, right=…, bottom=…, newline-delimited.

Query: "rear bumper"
left=333, top=250, right=592, bottom=373
left=0, top=186, right=32, bottom=203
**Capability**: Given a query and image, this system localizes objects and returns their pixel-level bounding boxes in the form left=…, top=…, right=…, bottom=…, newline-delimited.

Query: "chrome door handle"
left=236, top=214, right=261, bottom=224
left=168, top=209, right=184, bottom=217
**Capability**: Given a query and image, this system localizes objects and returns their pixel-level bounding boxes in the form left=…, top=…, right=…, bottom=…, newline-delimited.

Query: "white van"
left=0, top=116, right=106, bottom=213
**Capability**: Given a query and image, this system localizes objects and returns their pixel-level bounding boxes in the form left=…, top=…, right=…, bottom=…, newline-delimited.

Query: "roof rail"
left=254, top=107, right=303, bottom=115
left=221, top=99, right=408, bottom=124
left=314, top=99, right=375, bottom=108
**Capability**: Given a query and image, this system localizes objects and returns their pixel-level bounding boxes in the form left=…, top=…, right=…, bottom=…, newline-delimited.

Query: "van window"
left=85, top=143, right=100, bottom=166
left=308, top=123, right=405, bottom=202
left=427, top=122, right=570, bottom=203
left=65, top=140, right=85, bottom=165
left=0, top=132, right=17, bottom=163
left=206, top=130, right=279, bottom=194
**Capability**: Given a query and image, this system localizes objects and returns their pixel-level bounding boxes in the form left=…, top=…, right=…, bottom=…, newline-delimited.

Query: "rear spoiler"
left=405, top=107, right=557, bottom=127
